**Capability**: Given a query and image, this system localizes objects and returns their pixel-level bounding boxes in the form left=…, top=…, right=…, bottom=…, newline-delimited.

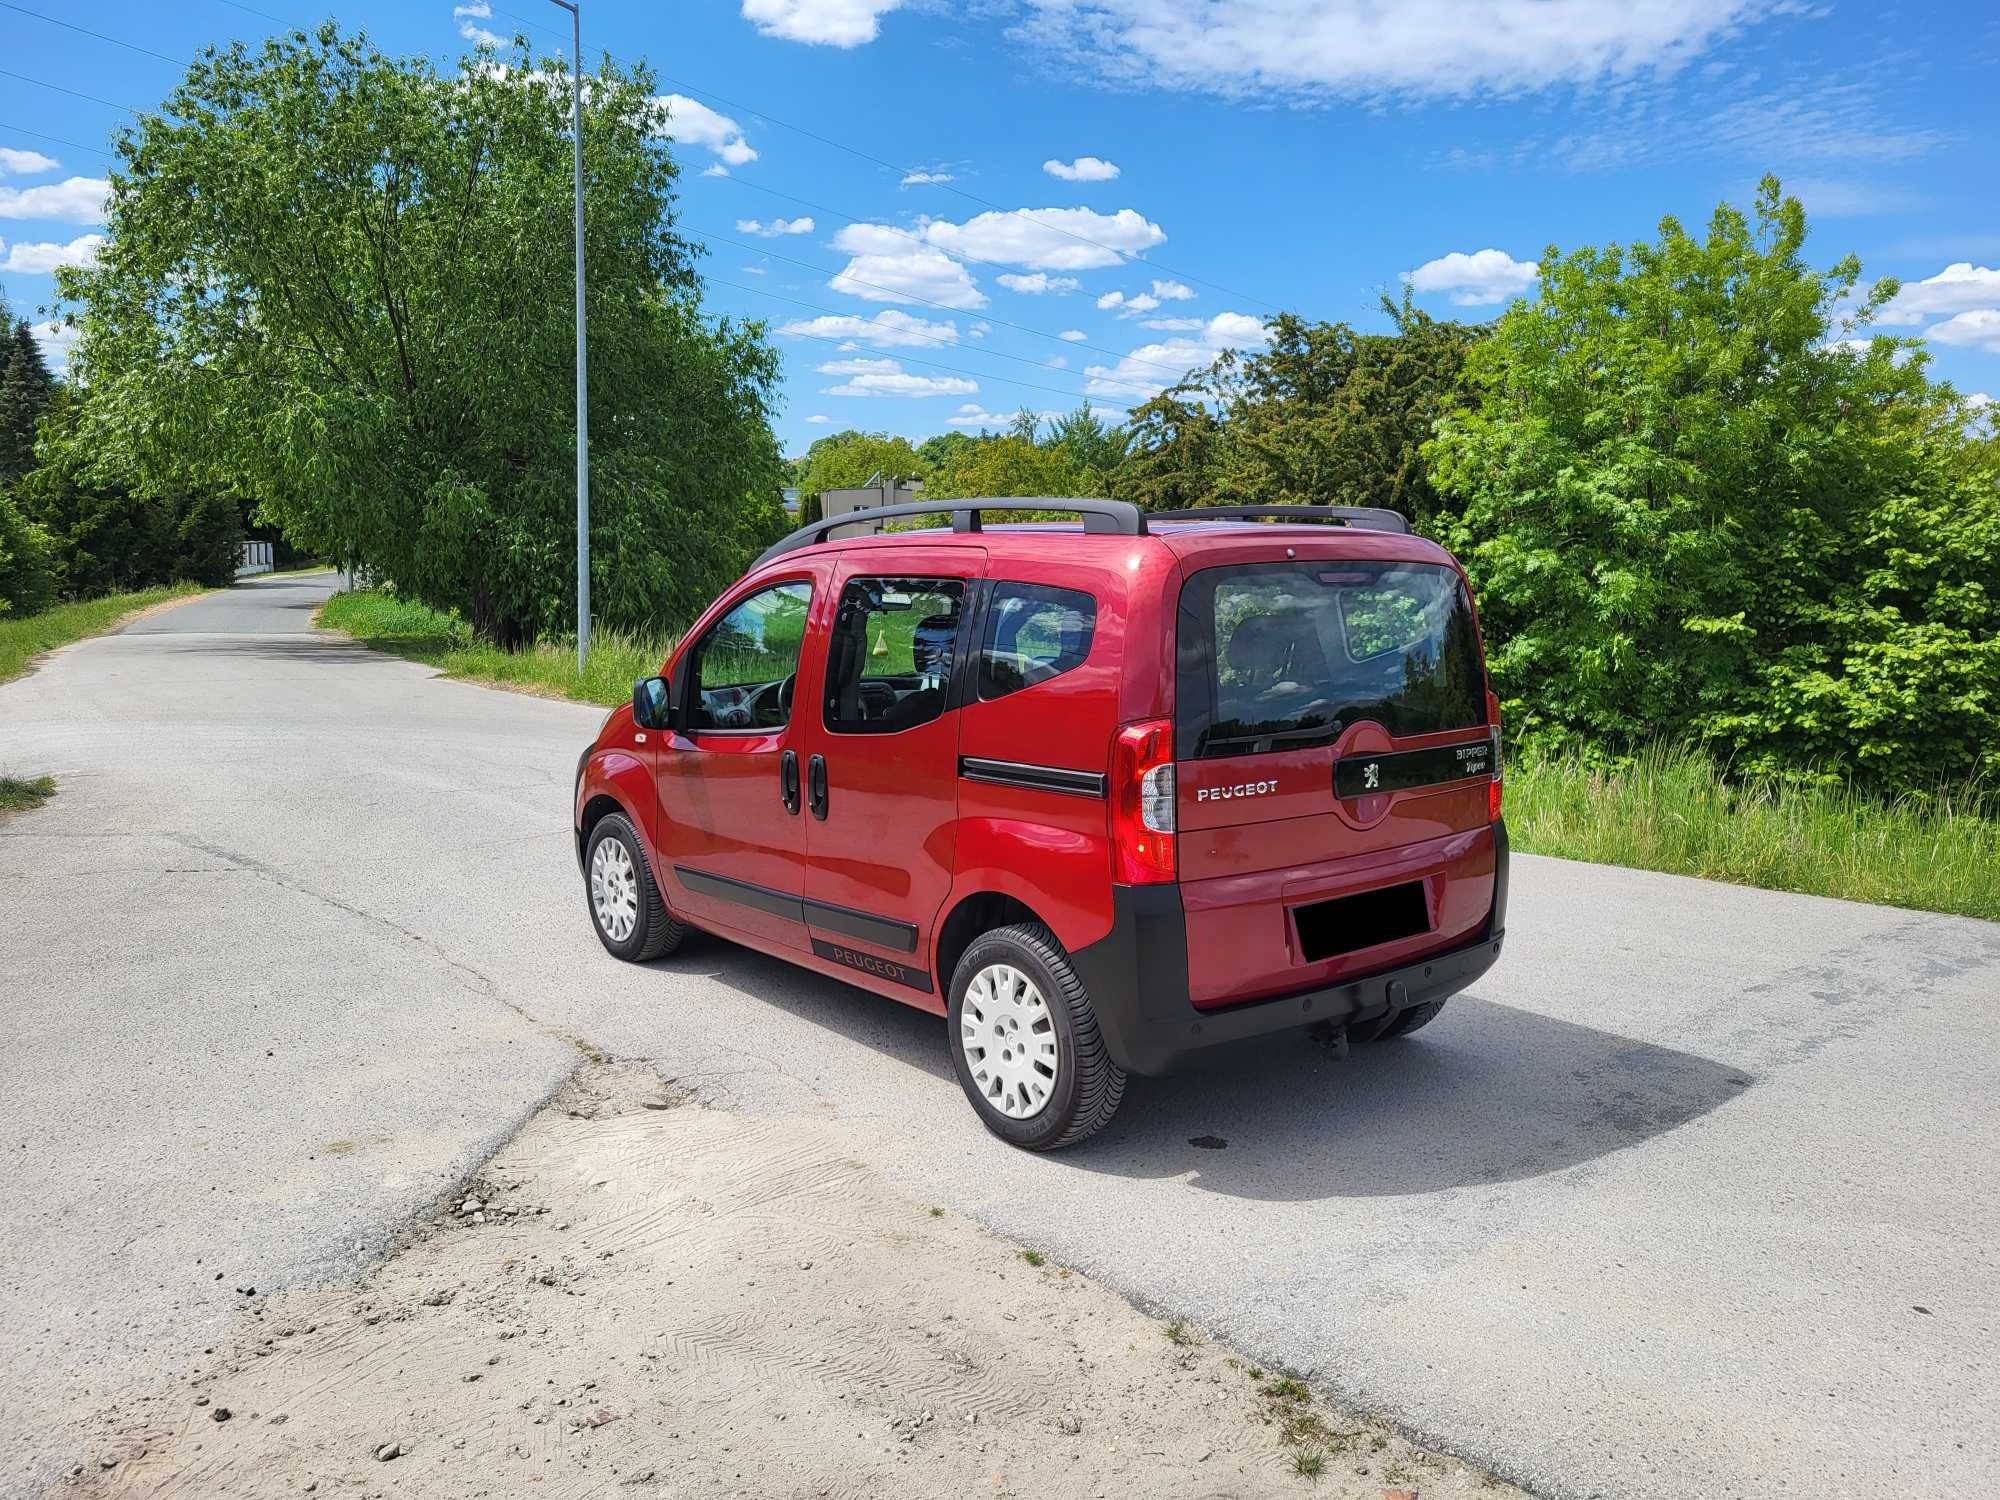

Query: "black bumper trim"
left=1071, top=818, right=1510, bottom=1075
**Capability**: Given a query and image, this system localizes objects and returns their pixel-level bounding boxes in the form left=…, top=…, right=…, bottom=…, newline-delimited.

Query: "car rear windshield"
left=1175, top=561, right=1487, bottom=759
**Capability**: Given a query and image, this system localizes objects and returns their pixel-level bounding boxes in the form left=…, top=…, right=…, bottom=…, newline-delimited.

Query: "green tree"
left=1427, top=176, right=2000, bottom=789
left=0, top=294, right=57, bottom=485
left=1111, top=386, right=1224, bottom=511
left=55, top=24, right=784, bottom=646
left=792, top=430, right=932, bottom=501
left=1206, top=300, right=1481, bottom=526
left=927, top=434, right=1102, bottom=499
left=1045, top=402, right=1130, bottom=484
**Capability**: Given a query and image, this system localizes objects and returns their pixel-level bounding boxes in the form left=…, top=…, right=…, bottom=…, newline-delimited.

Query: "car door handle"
left=807, top=754, right=828, bottom=820
left=780, top=750, right=801, bottom=815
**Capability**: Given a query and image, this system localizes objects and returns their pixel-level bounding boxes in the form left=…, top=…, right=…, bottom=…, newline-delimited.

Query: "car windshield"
left=1176, top=561, right=1486, bottom=758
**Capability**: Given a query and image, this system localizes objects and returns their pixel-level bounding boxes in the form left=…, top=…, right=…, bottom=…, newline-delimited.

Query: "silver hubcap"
left=960, top=963, right=1060, bottom=1119
left=589, top=836, right=639, bottom=943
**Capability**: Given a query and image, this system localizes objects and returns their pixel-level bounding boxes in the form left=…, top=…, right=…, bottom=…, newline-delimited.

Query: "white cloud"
left=923, top=206, right=1164, bottom=271
left=1151, top=278, right=1195, bottom=300
left=997, top=271, right=1080, bottom=294
left=1058, top=328, right=1088, bottom=341
left=1048, top=355, right=1068, bottom=368
left=1043, top=155, right=1120, bottom=182
left=1084, top=311, right=1268, bottom=399
left=1402, top=248, right=1539, bottom=306
left=452, top=2, right=491, bottom=14
left=0, top=147, right=59, bottom=176
left=0, top=232, right=103, bottom=274
left=741, top=264, right=768, bottom=274
left=818, top=355, right=977, bottom=397
left=0, top=175, right=109, bottom=224
left=1140, top=316, right=1204, bottom=331
left=743, top=0, right=903, bottom=46
left=1878, top=264, right=2000, bottom=326
left=947, top=403, right=1008, bottom=426
left=804, top=414, right=833, bottom=424
left=1923, top=309, right=2000, bottom=353
left=30, top=319, right=77, bottom=370
left=655, top=94, right=758, bottom=167
left=827, top=223, right=987, bottom=309
left=1016, top=0, right=1777, bottom=101
left=701, top=163, right=730, bottom=178
left=736, top=215, right=814, bottom=237
left=969, top=321, right=989, bottom=339
left=459, top=20, right=505, bottom=46
left=777, top=310, right=960, bottom=348
left=901, top=170, right=955, bottom=186
left=1097, top=288, right=1162, bottom=316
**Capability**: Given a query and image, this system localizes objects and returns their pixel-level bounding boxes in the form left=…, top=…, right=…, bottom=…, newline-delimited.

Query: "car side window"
left=978, top=583, right=1096, bottom=700
left=823, top=576, right=965, bottom=734
left=686, top=580, right=812, bottom=732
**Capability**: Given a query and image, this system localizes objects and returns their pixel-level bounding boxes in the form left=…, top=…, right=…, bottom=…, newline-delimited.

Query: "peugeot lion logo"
left=1363, top=762, right=1381, bottom=790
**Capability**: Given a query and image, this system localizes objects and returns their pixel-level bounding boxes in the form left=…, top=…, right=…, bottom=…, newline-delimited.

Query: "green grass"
left=1509, top=743, right=2000, bottom=923
left=0, top=583, right=206, bottom=685
left=0, top=774, right=56, bottom=816
left=317, top=589, right=676, bottom=707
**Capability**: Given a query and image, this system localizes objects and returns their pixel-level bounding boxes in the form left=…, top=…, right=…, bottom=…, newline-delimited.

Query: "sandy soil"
left=54, top=1064, right=1524, bottom=1500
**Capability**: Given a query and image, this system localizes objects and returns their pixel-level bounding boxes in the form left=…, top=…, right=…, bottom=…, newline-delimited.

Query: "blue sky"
left=2, top=0, right=1997, bottom=454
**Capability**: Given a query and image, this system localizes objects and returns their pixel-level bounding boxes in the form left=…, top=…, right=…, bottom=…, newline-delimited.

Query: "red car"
left=575, top=500, right=1507, bottom=1150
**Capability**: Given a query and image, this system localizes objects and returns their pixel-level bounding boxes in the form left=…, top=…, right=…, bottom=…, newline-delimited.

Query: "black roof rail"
left=1147, top=504, right=1410, bottom=535
left=755, top=496, right=1148, bottom=566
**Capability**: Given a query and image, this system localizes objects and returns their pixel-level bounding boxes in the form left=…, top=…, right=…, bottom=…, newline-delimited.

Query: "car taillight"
left=1111, top=718, right=1176, bottom=884
left=1485, top=690, right=1504, bottom=822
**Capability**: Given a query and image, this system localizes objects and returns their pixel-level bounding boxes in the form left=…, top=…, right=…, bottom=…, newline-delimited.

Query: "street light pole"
left=550, top=0, right=589, bottom=671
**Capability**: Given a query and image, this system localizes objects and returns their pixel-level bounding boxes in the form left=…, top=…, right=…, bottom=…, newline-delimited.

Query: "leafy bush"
left=0, top=490, right=56, bottom=618
left=1428, top=178, right=2000, bottom=792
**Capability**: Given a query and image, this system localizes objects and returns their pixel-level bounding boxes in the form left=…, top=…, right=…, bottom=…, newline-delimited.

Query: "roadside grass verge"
left=1508, top=743, right=1999, bottom=923
left=0, top=583, right=206, bottom=685
left=317, top=589, right=674, bottom=707
left=0, top=774, right=56, bottom=816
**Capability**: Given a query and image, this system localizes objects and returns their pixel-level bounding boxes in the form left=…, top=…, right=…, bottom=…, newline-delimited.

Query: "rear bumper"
left=1071, top=819, right=1509, bottom=1076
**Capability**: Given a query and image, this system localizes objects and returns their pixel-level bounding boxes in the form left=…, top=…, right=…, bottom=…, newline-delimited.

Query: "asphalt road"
left=2, top=574, right=1994, bottom=1500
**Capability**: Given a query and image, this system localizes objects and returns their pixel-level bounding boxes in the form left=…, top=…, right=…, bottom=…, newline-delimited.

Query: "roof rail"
left=755, top=496, right=1148, bottom=566
left=1148, top=504, right=1410, bottom=535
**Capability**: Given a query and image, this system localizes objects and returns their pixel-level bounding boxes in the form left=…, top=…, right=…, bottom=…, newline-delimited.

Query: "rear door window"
left=978, top=583, right=1096, bottom=700
left=1176, top=562, right=1486, bottom=759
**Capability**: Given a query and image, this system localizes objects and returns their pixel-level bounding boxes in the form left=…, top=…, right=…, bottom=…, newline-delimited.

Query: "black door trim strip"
left=673, top=864, right=920, bottom=954
left=675, top=865, right=805, bottom=924
left=1333, top=736, right=1495, bottom=799
left=958, top=756, right=1108, bottom=799
left=803, top=896, right=919, bottom=954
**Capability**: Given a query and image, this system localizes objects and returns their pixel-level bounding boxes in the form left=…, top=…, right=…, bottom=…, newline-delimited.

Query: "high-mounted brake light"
left=1110, top=719, right=1176, bottom=884
left=1486, top=689, right=1504, bottom=823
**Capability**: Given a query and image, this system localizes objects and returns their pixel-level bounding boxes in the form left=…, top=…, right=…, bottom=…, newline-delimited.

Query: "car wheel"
left=1374, top=998, right=1447, bottom=1038
left=585, top=813, right=685, bottom=962
left=947, top=923, right=1126, bottom=1151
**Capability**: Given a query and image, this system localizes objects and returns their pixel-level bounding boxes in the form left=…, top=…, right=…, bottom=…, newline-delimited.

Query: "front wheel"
left=584, top=813, right=685, bottom=962
left=947, top=923, right=1126, bottom=1151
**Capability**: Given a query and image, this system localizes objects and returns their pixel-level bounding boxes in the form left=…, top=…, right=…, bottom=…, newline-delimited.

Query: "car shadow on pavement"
left=663, top=938, right=1751, bottom=1202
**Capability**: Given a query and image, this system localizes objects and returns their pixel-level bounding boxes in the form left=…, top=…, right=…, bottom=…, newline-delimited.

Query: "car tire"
left=947, top=923, right=1126, bottom=1151
left=1374, top=998, right=1447, bottom=1038
left=584, top=813, right=685, bottom=962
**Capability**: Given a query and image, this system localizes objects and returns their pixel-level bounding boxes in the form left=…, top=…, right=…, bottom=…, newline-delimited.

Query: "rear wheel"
left=1373, top=998, right=1447, bottom=1038
left=585, top=813, right=685, bottom=962
left=947, top=923, right=1125, bottom=1151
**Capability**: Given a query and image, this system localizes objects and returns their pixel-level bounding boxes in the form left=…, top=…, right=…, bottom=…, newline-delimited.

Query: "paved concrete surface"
left=1, top=574, right=1995, bottom=1499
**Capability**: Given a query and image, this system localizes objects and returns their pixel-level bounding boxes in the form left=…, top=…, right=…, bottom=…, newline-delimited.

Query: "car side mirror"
left=632, top=676, right=671, bottom=731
